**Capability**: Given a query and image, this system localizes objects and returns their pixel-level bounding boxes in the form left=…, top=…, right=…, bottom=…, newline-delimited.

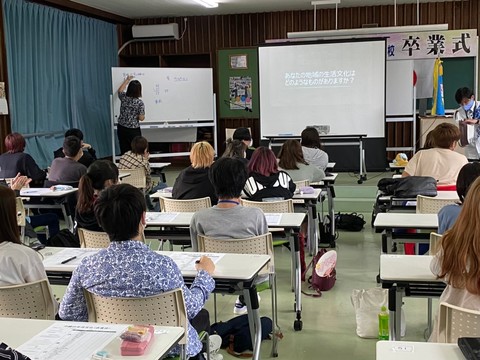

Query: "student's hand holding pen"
left=195, top=256, right=215, bottom=275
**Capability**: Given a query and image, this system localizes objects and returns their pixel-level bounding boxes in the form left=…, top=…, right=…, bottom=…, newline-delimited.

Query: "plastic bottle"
left=378, top=306, right=389, bottom=340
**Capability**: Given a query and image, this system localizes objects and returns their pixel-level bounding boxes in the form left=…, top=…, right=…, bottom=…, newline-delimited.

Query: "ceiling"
left=71, top=0, right=449, bottom=19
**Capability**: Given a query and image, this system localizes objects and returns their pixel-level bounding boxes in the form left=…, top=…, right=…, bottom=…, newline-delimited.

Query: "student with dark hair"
left=190, top=157, right=267, bottom=314
left=438, top=162, right=480, bottom=234
left=75, top=160, right=119, bottom=232
left=244, top=147, right=295, bottom=201
left=278, top=139, right=324, bottom=182
left=117, top=75, right=145, bottom=155
left=49, top=136, right=87, bottom=183
left=53, top=128, right=97, bottom=168
left=402, top=123, right=467, bottom=185
left=119, top=136, right=167, bottom=211
left=300, top=127, right=329, bottom=171
left=454, top=87, right=480, bottom=160
left=222, top=138, right=248, bottom=165
left=0, top=186, right=57, bottom=312
left=60, top=183, right=216, bottom=360
left=0, top=132, right=46, bottom=186
left=232, top=127, right=255, bottom=160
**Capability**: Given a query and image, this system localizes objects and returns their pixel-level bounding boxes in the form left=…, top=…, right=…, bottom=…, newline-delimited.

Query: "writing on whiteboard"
left=122, top=71, right=145, bottom=78
left=166, top=75, right=189, bottom=82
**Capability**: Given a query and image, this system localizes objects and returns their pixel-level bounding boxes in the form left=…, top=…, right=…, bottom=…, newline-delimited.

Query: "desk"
left=326, top=162, right=336, bottom=170
left=380, top=255, right=445, bottom=341
left=373, top=213, right=438, bottom=253
left=264, top=134, right=367, bottom=183
left=293, top=188, right=323, bottom=255
left=312, top=173, right=338, bottom=248
left=389, top=163, right=405, bottom=174
left=143, top=211, right=307, bottom=331
left=150, top=162, right=171, bottom=183
left=42, top=248, right=270, bottom=360
left=0, top=317, right=184, bottom=360
left=20, top=188, right=78, bottom=231
left=376, top=341, right=462, bottom=359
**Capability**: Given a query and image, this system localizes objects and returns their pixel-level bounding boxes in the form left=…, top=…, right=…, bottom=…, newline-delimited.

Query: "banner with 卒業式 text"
left=386, top=29, right=477, bottom=60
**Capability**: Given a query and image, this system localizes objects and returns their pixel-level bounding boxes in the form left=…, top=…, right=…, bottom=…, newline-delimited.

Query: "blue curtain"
left=2, top=0, right=118, bottom=168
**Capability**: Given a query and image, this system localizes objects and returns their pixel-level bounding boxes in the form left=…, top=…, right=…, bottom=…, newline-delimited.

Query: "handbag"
left=302, top=249, right=337, bottom=297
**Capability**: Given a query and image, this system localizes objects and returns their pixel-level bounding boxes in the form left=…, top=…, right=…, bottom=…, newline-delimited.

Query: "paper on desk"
left=168, top=252, right=224, bottom=272
left=20, top=188, right=52, bottom=196
left=17, top=322, right=127, bottom=360
left=42, top=248, right=99, bottom=266
left=146, top=212, right=179, bottom=223
left=265, top=213, right=282, bottom=225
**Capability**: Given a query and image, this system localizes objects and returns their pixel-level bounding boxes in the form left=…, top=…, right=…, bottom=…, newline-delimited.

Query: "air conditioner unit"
left=132, top=23, right=179, bottom=40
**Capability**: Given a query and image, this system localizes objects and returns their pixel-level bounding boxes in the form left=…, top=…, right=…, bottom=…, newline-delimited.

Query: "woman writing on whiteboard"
left=117, top=75, right=145, bottom=155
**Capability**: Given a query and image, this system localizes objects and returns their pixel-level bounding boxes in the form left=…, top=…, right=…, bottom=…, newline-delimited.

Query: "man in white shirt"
left=454, top=87, right=480, bottom=160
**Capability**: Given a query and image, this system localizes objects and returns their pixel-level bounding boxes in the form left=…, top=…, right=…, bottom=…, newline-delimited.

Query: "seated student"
left=222, top=138, right=248, bottom=166
left=300, top=127, right=329, bottom=171
left=278, top=139, right=325, bottom=183
left=244, top=147, right=295, bottom=201
left=173, top=141, right=217, bottom=205
left=429, top=177, right=480, bottom=342
left=118, top=136, right=166, bottom=211
left=438, top=162, right=480, bottom=234
left=232, top=127, right=255, bottom=160
left=402, top=123, right=468, bottom=185
left=0, top=186, right=58, bottom=311
left=75, top=160, right=119, bottom=233
left=59, top=184, right=216, bottom=359
left=53, top=128, right=97, bottom=168
left=49, top=136, right=87, bottom=183
left=190, top=157, right=267, bottom=315
left=0, top=132, right=46, bottom=186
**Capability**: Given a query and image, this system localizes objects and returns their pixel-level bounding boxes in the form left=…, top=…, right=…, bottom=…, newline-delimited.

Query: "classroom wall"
left=1, top=1, right=479, bottom=157
left=117, top=0, right=479, bottom=159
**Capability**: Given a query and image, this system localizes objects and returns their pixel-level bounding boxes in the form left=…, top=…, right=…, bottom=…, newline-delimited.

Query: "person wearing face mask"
left=232, top=127, right=255, bottom=160
left=455, top=87, right=480, bottom=160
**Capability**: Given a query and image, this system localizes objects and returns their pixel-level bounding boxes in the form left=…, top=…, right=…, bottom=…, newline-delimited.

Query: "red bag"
left=302, top=249, right=337, bottom=297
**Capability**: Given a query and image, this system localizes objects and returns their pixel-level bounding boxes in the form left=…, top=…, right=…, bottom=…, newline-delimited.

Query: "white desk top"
left=434, top=191, right=460, bottom=200
left=376, top=341, right=462, bottom=359
left=326, top=162, right=336, bottom=169
left=20, top=188, right=78, bottom=197
left=145, top=211, right=305, bottom=228
left=0, top=317, right=184, bottom=360
left=374, top=213, right=438, bottom=229
left=311, top=173, right=338, bottom=186
left=149, top=162, right=172, bottom=168
left=389, top=163, right=406, bottom=169
left=380, top=255, right=440, bottom=282
left=42, top=248, right=270, bottom=281
left=293, top=188, right=323, bottom=200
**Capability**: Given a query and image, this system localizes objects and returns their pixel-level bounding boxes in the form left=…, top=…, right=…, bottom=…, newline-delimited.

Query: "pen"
left=61, top=256, right=77, bottom=264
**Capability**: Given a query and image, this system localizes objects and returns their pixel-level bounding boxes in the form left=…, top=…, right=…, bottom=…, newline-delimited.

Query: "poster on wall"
left=0, top=82, right=8, bottom=115
left=229, top=76, right=252, bottom=110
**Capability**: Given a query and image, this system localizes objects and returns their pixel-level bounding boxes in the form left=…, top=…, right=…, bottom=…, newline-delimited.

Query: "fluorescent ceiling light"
left=311, top=0, right=341, bottom=5
left=193, top=0, right=218, bottom=8
left=288, top=24, right=448, bottom=39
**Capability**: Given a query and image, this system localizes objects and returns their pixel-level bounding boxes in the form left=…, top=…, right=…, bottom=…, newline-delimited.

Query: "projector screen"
left=259, top=39, right=386, bottom=138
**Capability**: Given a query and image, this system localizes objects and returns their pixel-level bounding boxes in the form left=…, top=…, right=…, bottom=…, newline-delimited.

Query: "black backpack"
left=46, top=229, right=80, bottom=247
left=211, top=315, right=272, bottom=355
left=335, top=212, right=366, bottom=231
left=377, top=176, right=437, bottom=198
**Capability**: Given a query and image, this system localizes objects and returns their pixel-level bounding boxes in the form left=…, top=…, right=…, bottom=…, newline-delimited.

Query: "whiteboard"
left=111, top=67, right=214, bottom=123
left=386, top=60, right=414, bottom=116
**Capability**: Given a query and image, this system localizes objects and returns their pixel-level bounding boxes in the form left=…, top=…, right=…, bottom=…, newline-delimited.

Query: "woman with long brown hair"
left=278, top=139, right=325, bottom=182
left=430, top=176, right=480, bottom=341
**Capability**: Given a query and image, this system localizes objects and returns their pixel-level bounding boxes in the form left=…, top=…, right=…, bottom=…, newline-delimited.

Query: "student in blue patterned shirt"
left=59, top=183, right=215, bottom=359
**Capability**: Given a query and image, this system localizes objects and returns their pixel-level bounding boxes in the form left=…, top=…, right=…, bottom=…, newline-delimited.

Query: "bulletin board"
left=217, top=48, right=259, bottom=118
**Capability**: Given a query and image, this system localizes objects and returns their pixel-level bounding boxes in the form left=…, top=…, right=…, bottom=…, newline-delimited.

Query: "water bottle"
left=378, top=306, right=389, bottom=340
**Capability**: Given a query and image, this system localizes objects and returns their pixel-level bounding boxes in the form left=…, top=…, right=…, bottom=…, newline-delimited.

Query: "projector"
left=308, top=125, right=330, bottom=135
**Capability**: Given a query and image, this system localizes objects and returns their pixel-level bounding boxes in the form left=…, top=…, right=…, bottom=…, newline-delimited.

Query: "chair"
left=197, top=233, right=279, bottom=357
left=159, top=196, right=212, bottom=212
left=16, top=197, right=26, bottom=242
left=77, top=228, right=111, bottom=248
left=85, top=288, right=189, bottom=359
left=154, top=196, right=212, bottom=251
left=429, top=232, right=443, bottom=255
left=78, top=228, right=145, bottom=248
left=241, top=198, right=294, bottom=213
left=118, top=168, right=147, bottom=190
left=0, top=279, right=56, bottom=320
left=416, top=195, right=458, bottom=214
left=437, top=302, right=480, bottom=343
left=225, top=127, right=251, bottom=141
